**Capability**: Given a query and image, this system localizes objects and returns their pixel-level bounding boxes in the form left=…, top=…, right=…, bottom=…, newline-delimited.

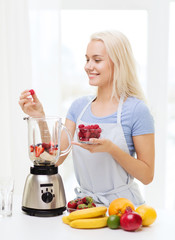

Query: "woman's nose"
left=85, top=60, right=94, bottom=71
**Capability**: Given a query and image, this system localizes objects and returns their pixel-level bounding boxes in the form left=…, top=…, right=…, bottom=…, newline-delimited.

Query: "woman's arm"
left=108, top=134, right=155, bottom=185
left=55, top=118, right=76, bottom=166
left=72, top=133, right=155, bottom=185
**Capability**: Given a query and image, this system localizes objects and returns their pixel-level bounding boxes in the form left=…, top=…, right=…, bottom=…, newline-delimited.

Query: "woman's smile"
left=88, top=73, right=100, bottom=79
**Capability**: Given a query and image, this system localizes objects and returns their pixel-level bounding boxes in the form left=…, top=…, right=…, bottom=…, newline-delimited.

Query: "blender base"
left=22, top=206, right=66, bottom=217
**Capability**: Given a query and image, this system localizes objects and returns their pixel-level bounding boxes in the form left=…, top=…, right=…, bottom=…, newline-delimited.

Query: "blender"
left=22, top=116, right=72, bottom=217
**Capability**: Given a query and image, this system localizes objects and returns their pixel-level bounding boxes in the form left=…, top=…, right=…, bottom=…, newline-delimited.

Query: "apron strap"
left=74, top=180, right=134, bottom=207
left=77, top=95, right=96, bottom=122
left=74, top=187, right=110, bottom=206
left=117, top=95, right=124, bottom=124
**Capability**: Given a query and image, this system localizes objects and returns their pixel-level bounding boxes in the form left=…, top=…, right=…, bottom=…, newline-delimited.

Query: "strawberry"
left=67, top=200, right=77, bottom=209
left=82, top=196, right=93, bottom=204
left=78, top=131, right=84, bottom=138
left=49, top=141, right=54, bottom=148
left=92, top=202, right=96, bottom=207
left=84, top=131, right=91, bottom=138
left=29, top=89, right=35, bottom=95
left=90, top=129, right=95, bottom=133
left=35, top=146, right=44, bottom=157
left=76, top=199, right=84, bottom=206
left=77, top=204, right=88, bottom=210
left=42, top=143, right=50, bottom=150
left=49, top=149, right=54, bottom=155
left=97, top=128, right=102, bottom=133
left=93, top=124, right=99, bottom=129
left=30, top=145, right=34, bottom=152
left=78, top=124, right=85, bottom=129
left=90, top=133, right=96, bottom=138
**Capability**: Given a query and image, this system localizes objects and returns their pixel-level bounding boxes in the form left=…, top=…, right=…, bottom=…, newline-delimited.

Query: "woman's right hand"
left=18, top=89, right=45, bottom=117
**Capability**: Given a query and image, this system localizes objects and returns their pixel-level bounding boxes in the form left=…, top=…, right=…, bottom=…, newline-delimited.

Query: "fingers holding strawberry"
left=19, top=89, right=45, bottom=118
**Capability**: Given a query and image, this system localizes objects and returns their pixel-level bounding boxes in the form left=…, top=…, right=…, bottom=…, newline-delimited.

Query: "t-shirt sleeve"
left=66, top=96, right=90, bottom=123
left=131, top=101, right=154, bottom=136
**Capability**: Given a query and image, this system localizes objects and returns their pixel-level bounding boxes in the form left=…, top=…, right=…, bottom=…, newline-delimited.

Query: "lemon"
left=107, top=215, right=120, bottom=229
left=136, top=204, right=157, bottom=226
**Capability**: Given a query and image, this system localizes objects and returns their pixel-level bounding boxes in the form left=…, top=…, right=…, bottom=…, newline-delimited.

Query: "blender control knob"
left=41, top=192, right=53, bottom=203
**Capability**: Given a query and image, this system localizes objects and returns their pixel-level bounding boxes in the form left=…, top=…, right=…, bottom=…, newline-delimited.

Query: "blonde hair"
left=90, top=31, right=145, bottom=101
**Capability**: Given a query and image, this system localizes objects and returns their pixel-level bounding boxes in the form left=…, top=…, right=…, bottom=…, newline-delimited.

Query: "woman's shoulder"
left=125, top=96, right=144, bottom=105
left=124, top=96, right=149, bottom=113
left=124, top=96, right=154, bottom=135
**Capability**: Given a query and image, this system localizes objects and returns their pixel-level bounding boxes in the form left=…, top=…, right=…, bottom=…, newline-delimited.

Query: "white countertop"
left=1, top=195, right=175, bottom=240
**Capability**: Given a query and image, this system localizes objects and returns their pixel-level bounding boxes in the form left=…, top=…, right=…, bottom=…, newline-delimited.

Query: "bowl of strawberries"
left=67, top=196, right=96, bottom=212
left=77, top=124, right=102, bottom=144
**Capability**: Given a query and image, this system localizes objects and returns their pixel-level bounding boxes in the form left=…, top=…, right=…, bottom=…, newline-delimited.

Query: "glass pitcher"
left=24, top=117, right=72, bottom=166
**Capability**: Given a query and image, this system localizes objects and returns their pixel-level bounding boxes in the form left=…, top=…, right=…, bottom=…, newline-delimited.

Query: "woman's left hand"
left=71, top=138, right=113, bottom=153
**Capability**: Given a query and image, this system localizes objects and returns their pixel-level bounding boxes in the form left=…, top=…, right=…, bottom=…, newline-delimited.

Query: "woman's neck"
left=96, top=86, right=118, bottom=104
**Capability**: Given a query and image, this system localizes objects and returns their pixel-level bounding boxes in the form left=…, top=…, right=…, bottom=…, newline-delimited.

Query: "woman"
left=19, top=31, right=155, bottom=207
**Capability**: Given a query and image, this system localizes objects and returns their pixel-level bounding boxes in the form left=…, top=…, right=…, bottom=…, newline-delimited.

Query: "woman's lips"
left=88, top=73, right=99, bottom=79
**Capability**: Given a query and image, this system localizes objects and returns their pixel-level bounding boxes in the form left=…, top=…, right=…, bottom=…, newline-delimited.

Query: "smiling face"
left=84, top=40, right=114, bottom=88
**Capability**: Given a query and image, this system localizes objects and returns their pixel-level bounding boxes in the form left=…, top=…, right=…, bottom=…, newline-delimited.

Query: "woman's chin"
left=89, top=80, right=99, bottom=86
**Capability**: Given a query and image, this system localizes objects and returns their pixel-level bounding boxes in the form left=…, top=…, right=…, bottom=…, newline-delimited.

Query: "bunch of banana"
left=62, top=206, right=108, bottom=229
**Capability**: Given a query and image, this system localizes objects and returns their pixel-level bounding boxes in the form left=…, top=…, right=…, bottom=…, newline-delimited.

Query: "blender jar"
left=25, top=117, right=72, bottom=165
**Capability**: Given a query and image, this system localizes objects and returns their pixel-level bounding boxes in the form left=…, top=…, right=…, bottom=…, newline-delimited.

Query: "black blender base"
left=22, top=206, right=66, bottom=217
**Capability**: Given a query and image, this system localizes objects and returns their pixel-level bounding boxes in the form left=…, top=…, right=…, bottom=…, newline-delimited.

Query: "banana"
left=62, top=216, right=71, bottom=225
left=67, top=206, right=107, bottom=221
left=70, top=216, right=108, bottom=229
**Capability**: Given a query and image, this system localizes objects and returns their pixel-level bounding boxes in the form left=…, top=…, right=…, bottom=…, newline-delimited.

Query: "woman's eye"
left=95, top=59, right=101, bottom=62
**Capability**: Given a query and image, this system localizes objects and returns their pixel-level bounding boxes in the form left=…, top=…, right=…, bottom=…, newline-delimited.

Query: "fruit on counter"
left=76, top=199, right=84, bottom=206
left=67, top=196, right=96, bottom=212
left=67, top=200, right=78, bottom=209
left=135, top=204, right=157, bottom=226
left=62, top=216, right=71, bottom=225
left=120, top=207, right=142, bottom=231
left=67, top=206, right=107, bottom=221
left=107, top=215, right=120, bottom=229
left=82, top=196, right=93, bottom=204
left=62, top=207, right=108, bottom=229
left=29, top=89, right=35, bottom=95
left=77, top=124, right=102, bottom=142
left=108, top=198, right=135, bottom=217
left=77, top=204, right=89, bottom=210
left=69, top=216, right=108, bottom=229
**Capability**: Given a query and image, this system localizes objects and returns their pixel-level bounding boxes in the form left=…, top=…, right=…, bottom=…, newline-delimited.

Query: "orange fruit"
left=136, top=204, right=157, bottom=226
left=108, top=198, right=135, bottom=217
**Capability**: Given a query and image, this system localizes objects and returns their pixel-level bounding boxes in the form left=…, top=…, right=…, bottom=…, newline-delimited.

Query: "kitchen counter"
left=1, top=195, right=175, bottom=240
